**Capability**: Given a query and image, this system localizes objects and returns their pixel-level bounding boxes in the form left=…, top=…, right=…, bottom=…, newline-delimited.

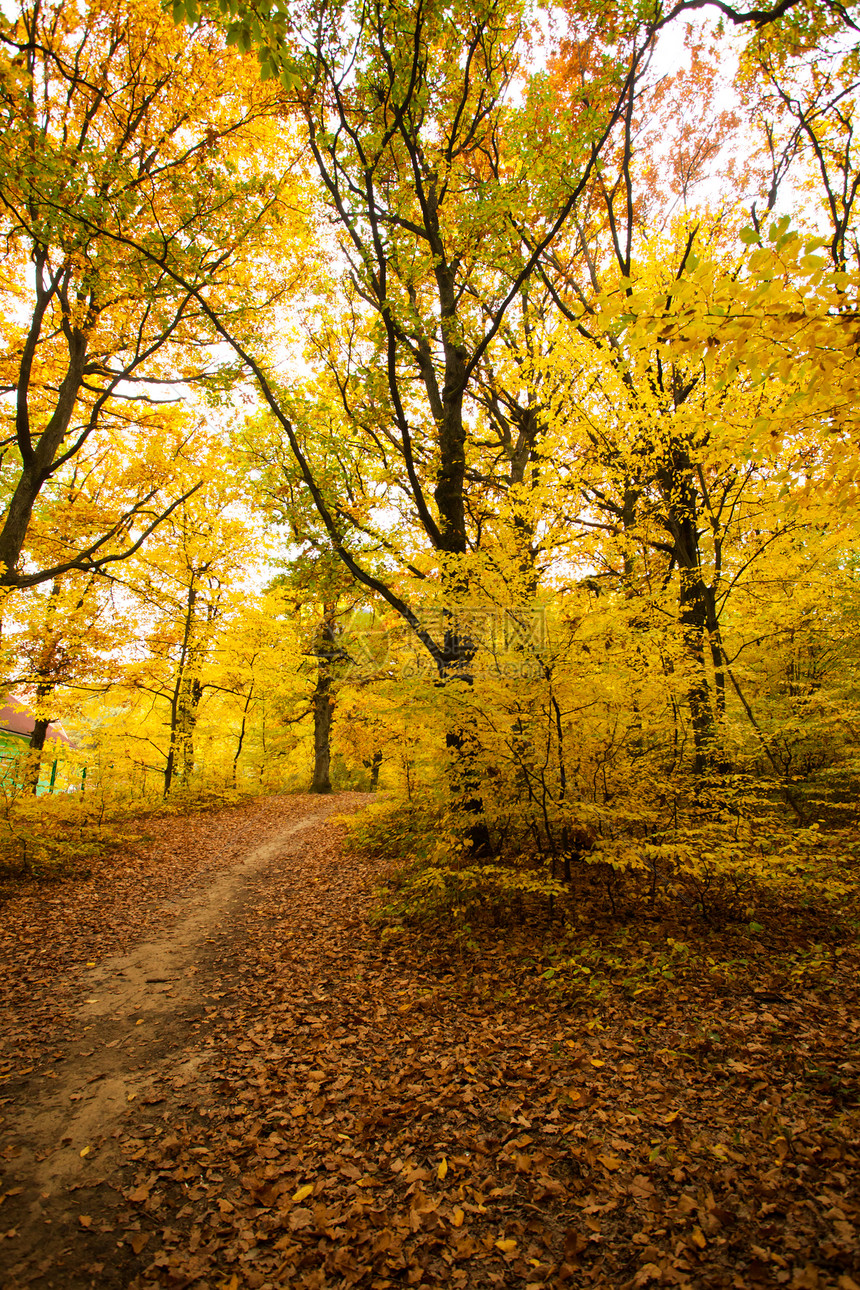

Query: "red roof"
left=0, top=698, right=73, bottom=747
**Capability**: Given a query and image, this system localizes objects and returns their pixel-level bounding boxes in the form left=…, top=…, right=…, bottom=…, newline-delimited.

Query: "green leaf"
left=280, top=65, right=301, bottom=92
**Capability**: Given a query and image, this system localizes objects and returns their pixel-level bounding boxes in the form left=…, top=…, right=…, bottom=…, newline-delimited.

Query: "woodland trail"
left=1, top=794, right=859, bottom=1290
left=0, top=792, right=369, bottom=1289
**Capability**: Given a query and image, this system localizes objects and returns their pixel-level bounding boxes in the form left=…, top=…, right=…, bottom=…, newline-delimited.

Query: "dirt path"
left=1, top=794, right=363, bottom=1289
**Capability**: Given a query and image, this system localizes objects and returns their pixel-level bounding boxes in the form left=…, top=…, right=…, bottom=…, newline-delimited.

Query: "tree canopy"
left=1, top=0, right=860, bottom=868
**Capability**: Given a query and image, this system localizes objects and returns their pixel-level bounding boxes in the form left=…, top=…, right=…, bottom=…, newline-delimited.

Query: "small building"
left=0, top=697, right=74, bottom=795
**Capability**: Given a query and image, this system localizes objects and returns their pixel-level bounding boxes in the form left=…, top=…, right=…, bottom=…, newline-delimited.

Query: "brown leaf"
left=633, top=1264, right=663, bottom=1287
left=288, top=1207, right=314, bottom=1232
left=630, top=1175, right=656, bottom=1201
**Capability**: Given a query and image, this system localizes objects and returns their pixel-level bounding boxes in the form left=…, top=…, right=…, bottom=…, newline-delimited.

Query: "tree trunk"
left=24, top=715, right=50, bottom=795
left=24, top=676, right=56, bottom=795
left=1, top=313, right=89, bottom=583
left=311, top=684, right=333, bottom=793
left=436, top=615, right=493, bottom=854
left=232, top=684, right=254, bottom=788
left=678, top=565, right=715, bottom=778
left=442, top=622, right=492, bottom=854
left=310, top=602, right=336, bottom=794
left=165, top=580, right=199, bottom=796
left=661, top=453, right=716, bottom=779
left=175, top=675, right=202, bottom=789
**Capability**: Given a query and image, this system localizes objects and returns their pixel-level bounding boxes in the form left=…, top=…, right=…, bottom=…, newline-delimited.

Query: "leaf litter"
left=0, top=792, right=858, bottom=1289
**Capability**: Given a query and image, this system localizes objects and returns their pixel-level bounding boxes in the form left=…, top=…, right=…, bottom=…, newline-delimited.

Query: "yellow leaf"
left=79, top=1145, right=91, bottom=1158
left=691, top=1226, right=707, bottom=1249
left=590, top=1058, right=605, bottom=1067
left=451, top=1206, right=464, bottom=1227
left=598, top=1153, right=622, bottom=1171
left=437, top=1156, right=448, bottom=1180
left=292, top=1184, right=314, bottom=1202
left=496, top=1237, right=518, bottom=1253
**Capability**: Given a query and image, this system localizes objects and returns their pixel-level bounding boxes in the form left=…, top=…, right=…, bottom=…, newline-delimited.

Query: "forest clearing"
left=1, top=792, right=858, bottom=1289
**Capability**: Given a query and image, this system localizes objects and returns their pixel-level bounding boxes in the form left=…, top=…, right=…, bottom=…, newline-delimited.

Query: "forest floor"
left=0, top=791, right=858, bottom=1290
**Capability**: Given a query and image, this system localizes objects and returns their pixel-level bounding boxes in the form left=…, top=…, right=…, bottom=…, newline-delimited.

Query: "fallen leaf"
left=634, top=1264, right=662, bottom=1287
left=288, top=1207, right=314, bottom=1232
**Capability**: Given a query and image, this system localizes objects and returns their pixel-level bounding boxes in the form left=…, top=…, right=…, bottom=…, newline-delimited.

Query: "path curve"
left=1, top=796, right=358, bottom=1288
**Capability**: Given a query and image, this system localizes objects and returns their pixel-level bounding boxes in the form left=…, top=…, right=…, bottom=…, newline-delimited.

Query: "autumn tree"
left=113, top=434, right=261, bottom=795
left=151, top=0, right=665, bottom=661
left=499, top=1, right=858, bottom=786
left=0, top=571, right=120, bottom=792
left=0, top=0, right=295, bottom=590
left=195, top=0, right=831, bottom=624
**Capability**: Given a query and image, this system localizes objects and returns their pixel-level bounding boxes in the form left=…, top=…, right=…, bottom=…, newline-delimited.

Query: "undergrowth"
left=345, top=794, right=860, bottom=1007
